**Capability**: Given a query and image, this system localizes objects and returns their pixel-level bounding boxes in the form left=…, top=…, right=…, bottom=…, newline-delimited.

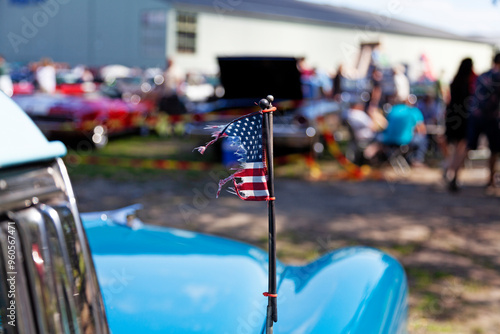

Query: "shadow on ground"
left=72, top=166, right=500, bottom=333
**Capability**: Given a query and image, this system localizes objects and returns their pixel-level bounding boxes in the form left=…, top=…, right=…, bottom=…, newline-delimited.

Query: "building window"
left=176, top=11, right=197, bottom=53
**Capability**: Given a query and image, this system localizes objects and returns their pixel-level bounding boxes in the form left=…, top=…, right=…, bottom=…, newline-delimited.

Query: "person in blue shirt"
left=381, top=102, right=428, bottom=165
left=364, top=93, right=427, bottom=167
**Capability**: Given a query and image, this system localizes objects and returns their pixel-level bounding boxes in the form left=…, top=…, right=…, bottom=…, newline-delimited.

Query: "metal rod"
left=260, top=96, right=277, bottom=333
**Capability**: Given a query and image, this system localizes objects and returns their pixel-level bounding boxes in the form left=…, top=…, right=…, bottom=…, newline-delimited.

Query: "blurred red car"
left=14, top=93, right=152, bottom=148
left=12, top=81, right=35, bottom=95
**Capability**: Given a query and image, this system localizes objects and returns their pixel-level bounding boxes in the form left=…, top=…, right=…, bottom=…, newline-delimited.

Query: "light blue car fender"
left=276, top=248, right=408, bottom=333
left=81, top=207, right=408, bottom=334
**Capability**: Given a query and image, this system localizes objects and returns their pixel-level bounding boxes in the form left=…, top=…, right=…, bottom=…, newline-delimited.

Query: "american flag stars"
left=225, top=115, right=264, bottom=163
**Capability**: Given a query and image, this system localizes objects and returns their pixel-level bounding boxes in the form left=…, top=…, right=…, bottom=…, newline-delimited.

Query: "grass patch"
left=94, top=135, right=216, bottom=161
left=378, top=243, right=419, bottom=258
left=66, top=162, right=212, bottom=182
left=462, top=280, right=487, bottom=293
left=410, top=319, right=458, bottom=333
left=416, top=292, right=442, bottom=315
left=64, top=135, right=226, bottom=181
left=406, top=267, right=453, bottom=290
left=391, top=243, right=418, bottom=256
left=277, top=230, right=309, bottom=244
left=277, top=245, right=320, bottom=263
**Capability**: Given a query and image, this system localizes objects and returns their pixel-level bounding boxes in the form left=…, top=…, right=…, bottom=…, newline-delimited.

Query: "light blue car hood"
left=82, top=215, right=276, bottom=333
left=0, top=92, right=66, bottom=168
left=82, top=210, right=408, bottom=334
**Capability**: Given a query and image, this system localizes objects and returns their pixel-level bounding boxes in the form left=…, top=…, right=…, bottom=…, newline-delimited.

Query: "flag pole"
left=260, top=95, right=277, bottom=333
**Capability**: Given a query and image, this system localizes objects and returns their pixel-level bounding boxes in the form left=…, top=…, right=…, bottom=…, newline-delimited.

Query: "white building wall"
left=171, top=12, right=361, bottom=74
left=381, top=33, right=493, bottom=82
left=170, top=10, right=494, bottom=82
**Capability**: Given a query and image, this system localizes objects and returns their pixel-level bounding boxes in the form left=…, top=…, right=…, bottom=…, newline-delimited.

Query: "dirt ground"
left=72, top=163, right=500, bottom=334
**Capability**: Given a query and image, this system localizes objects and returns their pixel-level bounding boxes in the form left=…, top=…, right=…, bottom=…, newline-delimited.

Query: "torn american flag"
left=195, top=111, right=270, bottom=201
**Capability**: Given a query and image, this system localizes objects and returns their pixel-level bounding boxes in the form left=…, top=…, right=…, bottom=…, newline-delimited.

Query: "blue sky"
left=305, top=0, right=500, bottom=37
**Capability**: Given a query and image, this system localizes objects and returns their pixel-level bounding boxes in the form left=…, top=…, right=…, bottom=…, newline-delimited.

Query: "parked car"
left=9, top=62, right=35, bottom=96
left=13, top=93, right=152, bottom=148
left=185, top=57, right=342, bottom=155
left=0, top=91, right=408, bottom=333
left=55, top=67, right=98, bottom=96
left=10, top=63, right=97, bottom=96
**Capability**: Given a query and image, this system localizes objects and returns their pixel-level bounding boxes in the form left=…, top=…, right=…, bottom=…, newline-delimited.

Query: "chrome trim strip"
left=55, top=159, right=109, bottom=334
left=12, top=207, right=60, bottom=333
left=38, top=204, right=81, bottom=334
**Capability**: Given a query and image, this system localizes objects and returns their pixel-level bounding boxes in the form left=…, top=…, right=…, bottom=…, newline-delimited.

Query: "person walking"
left=470, top=54, right=500, bottom=190
left=453, top=53, right=500, bottom=192
left=443, top=58, right=477, bottom=192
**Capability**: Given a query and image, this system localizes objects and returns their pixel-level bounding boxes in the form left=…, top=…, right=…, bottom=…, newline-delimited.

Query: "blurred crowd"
left=1, top=53, right=500, bottom=192
left=341, top=53, right=500, bottom=193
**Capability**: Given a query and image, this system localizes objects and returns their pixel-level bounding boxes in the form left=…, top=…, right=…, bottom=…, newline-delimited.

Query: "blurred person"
left=417, top=91, right=441, bottom=125
left=311, top=67, right=333, bottom=97
left=371, top=45, right=382, bottom=69
left=74, top=64, right=95, bottom=82
left=417, top=89, right=446, bottom=160
left=164, top=58, right=185, bottom=91
left=393, top=64, right=410, bottom=104
left=364, top=90, right=427, bottom=167
left=443, top=58, right=477, bottom=192
left=462, top=53, right=500, bottom=191
left=366, top=67, right=383, bottom=114
left=297, top=57, right=320, bottom=99
left=345, top=97, right=387, bottom=165
left=346, top=99, right=378, bottom=143
left=418, top=53, right=436, bottom=82
left=0, top=55, right=13, bottom=97
left=302, top=67, right=332, bottom=99
left=365, top=67, right=389, bottom=135
left=157, top=57, right=186, bottom=114
left=333, top=64, right=344, bottom=100
left=35, top=58, right=56, bottom=94
left=297, top=57, right=314, bottom=77
left=381, top=97, right=427, bottom=167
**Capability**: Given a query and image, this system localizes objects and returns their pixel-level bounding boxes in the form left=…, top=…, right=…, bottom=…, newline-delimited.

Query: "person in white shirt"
left=157, top=58, right=187, bottom=114
left=393, top=64, right=410, bottom=104
left=346, top=98, right=389, bottom=164
left=35, top=58, right=57, bottom=94
left=347, top=102, right=377, bottom=143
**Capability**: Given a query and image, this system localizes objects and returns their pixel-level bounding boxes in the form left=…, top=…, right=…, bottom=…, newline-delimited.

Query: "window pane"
left=176, top=11, right=197, bottom=53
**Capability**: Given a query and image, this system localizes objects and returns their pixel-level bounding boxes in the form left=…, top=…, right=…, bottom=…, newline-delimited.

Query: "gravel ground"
left=72, top=164, right=500, bottom=334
